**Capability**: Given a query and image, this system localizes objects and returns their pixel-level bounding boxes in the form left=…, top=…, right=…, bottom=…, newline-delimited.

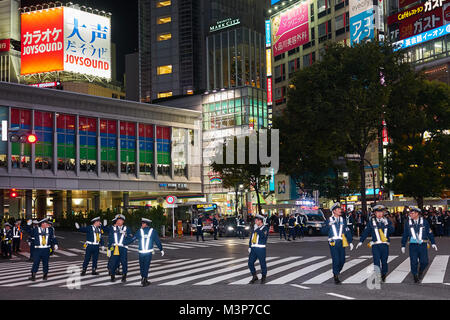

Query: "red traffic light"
left=10, top=189, right=18, bottom=198
left=27, top=134, right=37, bottom=144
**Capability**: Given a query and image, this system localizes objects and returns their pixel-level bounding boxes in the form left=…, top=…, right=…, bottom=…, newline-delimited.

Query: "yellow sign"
left=266, top=49, right=272, bottom=77
left=346, top=196, right=358, bottom=202
left=177, top=220, right=183, bottom=237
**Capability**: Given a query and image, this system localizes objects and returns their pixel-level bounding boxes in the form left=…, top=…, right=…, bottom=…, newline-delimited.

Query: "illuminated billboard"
left=21, top=7, right=111, bottom=79
left=271, top=1, right=309, bottom=56
left=349, top=0, right=375, bottom=45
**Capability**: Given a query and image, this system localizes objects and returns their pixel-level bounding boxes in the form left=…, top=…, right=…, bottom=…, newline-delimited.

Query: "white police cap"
left=410, top=206, right=421, bottom=213
left=91, top=217, right=101, bottom=223
left=141, top=218, right=152, bottom=224
left=373, top=205, right=386, bottom=212
left=331, top=203, right=341, bottom=211
left=115, top=214, right=126, bottom=221
left=38, top=218, right=49, bottom=225
left=255, top=214, right=265, bottom=221
left=32, top=220, right=39, bottom=225
left=4, top=223, right=12, bottom=227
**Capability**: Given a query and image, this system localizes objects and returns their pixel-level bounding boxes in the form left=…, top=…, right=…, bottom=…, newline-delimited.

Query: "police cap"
left=331, top=203, right=341, bottom=212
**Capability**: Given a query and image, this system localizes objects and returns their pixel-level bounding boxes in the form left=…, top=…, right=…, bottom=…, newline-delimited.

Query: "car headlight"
left=245, top=226, right=250, bottom=230
left=227, top=226, right=234, bottom=231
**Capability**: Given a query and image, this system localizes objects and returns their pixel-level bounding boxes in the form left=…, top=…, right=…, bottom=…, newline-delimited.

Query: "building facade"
left=0, top=0, right=21, bottom=83
left=0, top=82, right=202, bottom=218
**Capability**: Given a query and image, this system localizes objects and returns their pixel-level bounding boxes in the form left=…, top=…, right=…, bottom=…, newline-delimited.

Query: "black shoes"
left=43, top=273, right=48, bottom=281
left=334, top=275, right=341, bottom=284
left=413, top=275, right=420, bottom=283
left=141, top=278, right=150, bottom=287
left=92, top=269, right=99, bottom=276
left=110, top=274, right=116, bottom=282
left=81, top=269, right=87, bottom=276
left=249, top=275, right=259, bottom=284
left=381, top=274, right=386, bottom=283
left=260, top=275, right=266, bottom=284
left=29, top=273, right=36, bottom=281
left=121, top=275, right=127, bottom=283
left=418, top=271, right=424, bottom=280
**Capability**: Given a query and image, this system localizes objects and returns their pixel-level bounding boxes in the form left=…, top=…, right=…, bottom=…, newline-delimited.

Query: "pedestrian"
left=346, top=211, right=355, bottom=236
left=294, top=213, right=301, bottom=240
left=107, top=214, right=132, bottom=282
left=129, top=218, right=164, bottom=287
left=28, top=218, right=58, bottom=281
left=12, top=220, right=22, bottom=253
left=277, top=213, right=287, bottom=240
left=75, top=217, right=106, bottom=276
left=192, top=214, right=204, bottom=242
left=324, top=203, right=354, bottom=284
left=435, top=212, right=444, bottom=237
left=212, top=215, right=219, bottom=240
left=248, top=214, right=269, bottom=284
left=401, top=207, right=438, bottom=283
left=287, top=214, right=296, bottom=241
left=356, top=205, right=394, bottom=282
left=1, top=223, right=13, bottom=259
left=24, top=220, right=39, bottom=261
left=236, top=215, right=245, bottom=239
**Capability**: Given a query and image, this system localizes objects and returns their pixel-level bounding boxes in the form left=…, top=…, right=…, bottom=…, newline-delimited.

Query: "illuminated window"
left=157, top=16, right=171, bottom=24
left=157, top=65, right=172, bottom=75
left=156, top=0, right=171, bottom=7
left=158, top=92, right=173, bottom=99
left=157, top=33, right=172, bottom=41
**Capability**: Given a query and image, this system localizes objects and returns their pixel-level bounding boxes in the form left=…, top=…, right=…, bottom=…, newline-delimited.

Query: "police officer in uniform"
left=277, top=213, right=287, bottom=240
left=28, top=218, right=58, bottom=281
left=193, top=214, right=205, bottom=242
left=236, top=215, right=245, bottom=239
left=12, top=220, right=22, bottom=253
left=248, top=214, right=269, bottom=284
left=1, top=223, right=13, bottom=258
left=401, top=207, right=438, bottom=283
left=356, top=205, right=394, bottom=282
left=287, top=214, right=296, bottom=241
left=24, top=220, right=39, bottom=261
left=345, top=212, right=355, bottom=236
left=129, top=218, right=165, bottom=286
left=107, top=214, right=132, bottom=282
left=75, top=217, right=106, bottom=276
left=212, top=215, right=219, bottom=240
left=324, top=203, right=354, bottom=284
left=296, top=213, right=306, bottom=239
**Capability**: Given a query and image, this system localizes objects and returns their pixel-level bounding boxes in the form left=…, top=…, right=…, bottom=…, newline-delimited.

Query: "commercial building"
left=0, top=82, right=202, bottom=219
left=0, top=0, right=21, bottom=83
left=388, top=0, right=450, bottom=84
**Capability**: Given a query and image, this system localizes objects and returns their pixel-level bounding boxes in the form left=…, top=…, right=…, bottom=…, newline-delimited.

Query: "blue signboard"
left=265, top=20, right=271, bottom=47
left=271, top=0, right=281, bottom=4
left=350, top=8, right=375, bottom=45
left=394, top=24, right=450, bottom=51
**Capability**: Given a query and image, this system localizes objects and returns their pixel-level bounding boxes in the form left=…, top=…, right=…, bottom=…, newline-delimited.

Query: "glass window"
left=172, top=128, right=187, bottom=177
left=139, top=124, right=154, bottom=175
left=157, top=33, right=172, bottom=41
left=11, top=108, right=31, bottom=169
left=318, top=22, right=327, bottom=37
left=100, top=119, right=117, bottom=174
left=35, top=111, right=53, bottom=170
left=157, top=16, right=171, bottom=24
left=335, top=14, right=344, bottom=30
left=120, top=122, right=136, bottom=174
left=318, top=0, right=327, bottom=12
left=156, top=126, right=171, bottom=176
left=56, top=114, right=75, bottom=172
left=157, top=65, right=172, bottom=75
left=79, top=116, right=97, bottom=173
left=0, top=107, right=8, bottom=168
left=156, top=0, right=171, bottom=7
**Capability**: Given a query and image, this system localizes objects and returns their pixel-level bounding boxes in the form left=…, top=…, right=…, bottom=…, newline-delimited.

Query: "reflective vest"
left=139, top=228, right=154, bottom=254
left=113, top=226, right=128, bottom=248
left=251, top=227, right=266, bottom=248
left=278, top=217, right=284, bottom=227
left=409, top=218, right=424, bottom=244
left=329, top=216, right=343, bottom=241
left=371, top=218, right=389, bottom=245
left=13, top=226, right=21, bottom=239
left=37, top=228, right=50, bottom=248
left=86, top=226, right=102, bottom=245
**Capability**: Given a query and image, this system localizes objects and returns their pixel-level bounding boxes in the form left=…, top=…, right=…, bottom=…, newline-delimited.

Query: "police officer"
left=28, top=218, right=58, bottom=281
left=287, top=214, right=296, bottom=241
left=401, top=207, right=438, bottom=283
left=248, top=214, right=269, bottom=284
left=296, top=213, right=306, bottom=239
left=236, top=215, right=245, bottom=239
left=1, top=223, right=13, bottom=259
left=356, top=205, right=394, bottom=282
left=129, top=218, right=164, bottom=287
left=12, top=220, right=22, bottom=253
left=193, top=214, right=205, bottom=242
left=277, top=213, right=287, bottom=240
left=24, top=220, right=38, bottom=261
left=107, top=214, right=132, bottom=282
left=324, top=203, right=354, bottom=284
left=346, top=212, right=355, bottom=236
left=435, top=212, right=444, bottom=237
left=212, top=215, right=219, bottom=240
left=75, top=217, right=105, bottom=276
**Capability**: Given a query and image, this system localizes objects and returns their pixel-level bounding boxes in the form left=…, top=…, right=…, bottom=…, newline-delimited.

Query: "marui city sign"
left=210, top=18, right=241, bottom=32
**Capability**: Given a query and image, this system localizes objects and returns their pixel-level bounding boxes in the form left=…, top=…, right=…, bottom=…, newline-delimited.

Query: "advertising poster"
left=349, top=0, right=375, bottom=45
left=271, top=1, right=309, bottom=56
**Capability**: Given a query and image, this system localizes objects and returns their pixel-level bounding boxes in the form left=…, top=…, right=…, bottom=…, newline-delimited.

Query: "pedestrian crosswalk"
left=0, top=255, right=448, bottom=288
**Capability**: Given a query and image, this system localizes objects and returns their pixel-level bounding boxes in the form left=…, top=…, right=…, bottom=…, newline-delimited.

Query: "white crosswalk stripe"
left=0, top=255, right=448, bottom=288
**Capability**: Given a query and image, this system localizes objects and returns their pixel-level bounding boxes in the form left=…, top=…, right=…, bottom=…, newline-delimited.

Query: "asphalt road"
left=0, top=230, right=449, bottom=300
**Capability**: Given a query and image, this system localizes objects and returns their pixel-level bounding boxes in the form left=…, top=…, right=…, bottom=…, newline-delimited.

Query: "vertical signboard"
left=267, top=78, right=273, bottom=105
left=349, top=0, right=375, bottom=45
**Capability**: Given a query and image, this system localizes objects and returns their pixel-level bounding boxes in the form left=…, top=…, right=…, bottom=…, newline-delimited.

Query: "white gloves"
left=382, top=218, right=388, bottom=225
left=75, top=222, right=80, bottom=229
left=356, top=242, right=363, bottom=250
left=106, top=249, right=111, bottom=257
left=248, top=248, right=251, bottom=253
left=401, top=247, right=406, bottom=254
left=101, top=246, right=106, bottom=252
left=349, top=243, right=354, bottom=251
left=161, top=250, right=165, bottom=257
left=432, top=244, right=438, bottom=251
left=54, top=244, right=58, bottom=251
left=27, top=219, right=32, bottom=226
left=103, top=219, right=108, bottom=226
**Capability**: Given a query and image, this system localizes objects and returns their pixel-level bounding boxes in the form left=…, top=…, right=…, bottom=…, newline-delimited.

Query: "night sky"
left=21, top=0, right=139, bottom=83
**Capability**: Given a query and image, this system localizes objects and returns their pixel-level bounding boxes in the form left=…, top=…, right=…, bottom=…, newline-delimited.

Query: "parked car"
left=218, top=216, right=250, bottom=237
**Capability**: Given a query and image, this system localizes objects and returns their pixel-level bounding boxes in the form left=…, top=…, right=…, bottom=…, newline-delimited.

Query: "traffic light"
left=378, top=190, right=383, bottom=200
left=9, top=132, right=38, bottom=144
left=10, top=189, right=18, bottom=198
left=26, top=133, right=37, bottom=144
